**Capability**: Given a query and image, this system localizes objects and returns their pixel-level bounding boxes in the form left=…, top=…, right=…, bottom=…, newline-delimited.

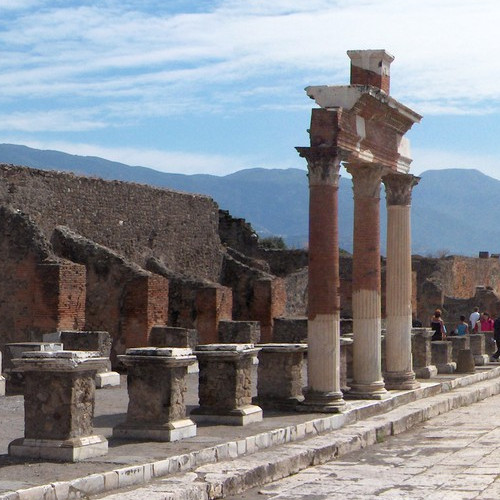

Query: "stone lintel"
left=257, top=343, right=307, bottom=353
left=12, top=350, right=106, bottom=373
left=9, top=435, right=108, bottom=462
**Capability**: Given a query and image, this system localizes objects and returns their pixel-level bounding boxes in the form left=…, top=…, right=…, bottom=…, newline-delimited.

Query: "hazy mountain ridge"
left=0, top=143, right=497, bottom=256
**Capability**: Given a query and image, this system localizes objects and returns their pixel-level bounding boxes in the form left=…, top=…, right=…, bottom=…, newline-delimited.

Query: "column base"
left=346, top=380, right=389, bottom=400
left=474, top=354, right=489, bottom=366
left=9, top=435, right=108, bottom=462
left=296, top=390, right=346, bottom=413
left=437, top=362, right=456, bottom=374
left=190, top=405, right=263, bottom=426
left=383, top=370, right=421, bottom=391
left=113, top=418, right=197, bottom=442
left=414, top=365, right=438, bottom=379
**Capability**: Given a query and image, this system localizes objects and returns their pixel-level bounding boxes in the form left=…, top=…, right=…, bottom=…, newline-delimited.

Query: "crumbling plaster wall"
left=0, top=165, right=224, bottom=281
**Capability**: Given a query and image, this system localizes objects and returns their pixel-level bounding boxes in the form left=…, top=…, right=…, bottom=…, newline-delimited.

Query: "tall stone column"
left=296, top=146, right=345, bottom=412
left=346, top=164, right=388, bottom=399
left=383, top=173, right=420, bottom=390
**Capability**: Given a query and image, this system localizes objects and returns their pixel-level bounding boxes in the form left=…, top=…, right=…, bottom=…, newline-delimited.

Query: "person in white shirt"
left=469, top=307, right=480, bottom=332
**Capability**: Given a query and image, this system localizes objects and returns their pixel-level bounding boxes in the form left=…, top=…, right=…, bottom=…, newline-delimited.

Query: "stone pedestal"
left=4, top=342, right=63, bottom=395
left=431, top=341, right=456, bottom=374
left=192, top=344, right=262, bottom=425
left=456, top=349, right=475, bottom=374
left=411, top=329, right=437, bottom=378
left=273, top=317, right=307, bottom=343
left=483, top=331, right=496, bottom=357
left=59, top=331, right=120, bottom=388
left=254, top=343, right=306, bottom=409
left=113, top=348, right=197, bottom=442
left=469, top=333, right=489, bottom=365
left=8, top=351, right=108, bottom=462
left=218, top=320, right=261, bottom=344
left=149, top=326, right=198, bottom=349
left=447, top=335, right=470, bottom=363
left=340, top=337, right=353, bottom=392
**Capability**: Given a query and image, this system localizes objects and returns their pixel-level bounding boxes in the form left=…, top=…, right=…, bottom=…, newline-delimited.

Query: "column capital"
left=296, top=146, right=341, bottom=187
left=346, top=163, right=384, bottom=199
left=383, top=173, right=420, bottom=206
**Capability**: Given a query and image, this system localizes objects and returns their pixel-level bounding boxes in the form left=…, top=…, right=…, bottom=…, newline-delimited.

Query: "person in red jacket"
left=480, top=312, right=494, bottom=332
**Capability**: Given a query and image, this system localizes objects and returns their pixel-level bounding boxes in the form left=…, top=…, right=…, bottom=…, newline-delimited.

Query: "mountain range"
left=0, top=143, right=496, bottom=257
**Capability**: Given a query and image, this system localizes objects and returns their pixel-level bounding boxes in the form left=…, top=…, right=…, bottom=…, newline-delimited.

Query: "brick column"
left=383, top=173, right=420, bottom=390
left=346, top=164, right=387, bottom=399
left=296, top=146, right=345, bottom=412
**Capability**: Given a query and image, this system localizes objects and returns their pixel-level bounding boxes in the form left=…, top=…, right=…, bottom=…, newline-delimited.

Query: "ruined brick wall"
left=52, top=226, right=168, bottom=361
left=0, top=165, right=223, bottom=281
left=0, top=207, right=86, bottom=351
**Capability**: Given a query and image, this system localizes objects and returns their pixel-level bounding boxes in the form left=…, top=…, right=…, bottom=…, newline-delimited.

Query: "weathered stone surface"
left=149, top=326, right=198, bottom=349
left=456, top=349, right=475, bottom=373
left=447, top=335, right=470, bottom=362
left=59, top=330, right=112, bottom=357
left=272, top=317, right=307, bottom=343
left=431, top=341, right=455, bottom=373
left=255, top=344, right=306, bottom=408
left=218, top=321, right=261, bottom=344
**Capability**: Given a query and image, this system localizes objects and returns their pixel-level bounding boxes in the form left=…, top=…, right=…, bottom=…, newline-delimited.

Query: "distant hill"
left=0, top=143, right=497, bottom=256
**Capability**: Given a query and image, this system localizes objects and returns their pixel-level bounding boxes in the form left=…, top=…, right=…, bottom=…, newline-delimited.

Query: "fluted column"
left=383, top=173, right=420, bottom=390
left=346, top=164, right=388, bottom=399
left=296, top=146, right=345, bottom=412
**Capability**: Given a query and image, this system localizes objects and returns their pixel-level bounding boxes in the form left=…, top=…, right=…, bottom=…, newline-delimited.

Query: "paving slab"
left=0, top=365, right=500, bottom=499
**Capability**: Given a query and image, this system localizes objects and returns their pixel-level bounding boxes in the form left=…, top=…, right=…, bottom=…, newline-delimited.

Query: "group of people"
left=429, top=306, right=500, bottom=361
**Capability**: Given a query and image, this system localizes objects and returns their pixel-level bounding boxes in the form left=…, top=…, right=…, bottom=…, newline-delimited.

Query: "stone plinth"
left=340, top=338, right=353, bottom=392
left=113, top=347, right=197, bottom=442
left=149, top=326, right=198, bottom=349
left=0, top=352, right=4, bottom=396
left=273, top=317, right=307, bottom=343
left=218, top=321, right=261, bottom=344
left=192, top=344, right=262, bottom=425
left=456, top=349, right=475, bottom=374
left=431, top=341, right=456, bottom=374
left=483, top=331, right=496, bottom=357
left=8, top=351, right=108, bottom=462
left=254, top=343, right=306, bottom=409
left=411, top=329, right=437, bottom=379
left=447, top=335, right=470, bottom=362
left=469, top=333, right=489, bottom=366
left=59, top=331, right=120, bottom=388
left=4, top=342, right=63, bottom=395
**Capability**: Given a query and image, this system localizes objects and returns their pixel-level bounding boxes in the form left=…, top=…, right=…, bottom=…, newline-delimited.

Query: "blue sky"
left=2, top=0, right=500, bottom=178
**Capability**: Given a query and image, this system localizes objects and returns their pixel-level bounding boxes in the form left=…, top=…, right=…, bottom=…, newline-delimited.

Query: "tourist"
left=455, top=315, right=469, bottom=336
left=430, top=309, right=445, bottom=341
left=480, top=312, right=494, bottom=332
left=492, top=315, right=500, bottom=361
left=469, top=307, right=480, bottom=332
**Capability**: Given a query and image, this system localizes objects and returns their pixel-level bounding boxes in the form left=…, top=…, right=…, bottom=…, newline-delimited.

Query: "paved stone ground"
left=230, top=393, right=500, bottom=500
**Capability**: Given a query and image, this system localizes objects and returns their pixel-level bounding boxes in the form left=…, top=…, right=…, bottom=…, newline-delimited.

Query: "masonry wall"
left=52, top=226, right=169, bottom=361
left=0, top=207, right=86, bottom=351
left=0, top=165, right=224, bottom=281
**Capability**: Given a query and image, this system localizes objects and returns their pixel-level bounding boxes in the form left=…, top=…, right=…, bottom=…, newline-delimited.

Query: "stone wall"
left=52, top=226, right=169, bottom=361
left=0, top=165, right=224, bottom=281
left=0, top=207, right=86, bottom=351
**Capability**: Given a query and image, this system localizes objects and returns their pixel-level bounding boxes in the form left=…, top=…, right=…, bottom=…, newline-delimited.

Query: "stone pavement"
left=230, top=391, right=500, bottom=499
left=2, top=366, right=500, bottom=500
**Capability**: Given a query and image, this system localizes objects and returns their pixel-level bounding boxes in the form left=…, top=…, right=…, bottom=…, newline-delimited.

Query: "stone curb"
left=3, top=366, right=500, bottom=500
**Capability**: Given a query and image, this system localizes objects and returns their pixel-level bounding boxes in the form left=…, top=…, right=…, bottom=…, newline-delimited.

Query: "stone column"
left=296, top=146, right=345, bottom=412
left=8, top=351, right=108, bottom=462
left=113, top=347, right=197, bottom=442
left=346, top=164, right=387, bottom=399
left=383, top=173, right=420, bottom=390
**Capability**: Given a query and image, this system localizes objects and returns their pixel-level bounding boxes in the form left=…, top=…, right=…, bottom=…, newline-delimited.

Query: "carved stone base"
left=113, top=418, right=196, bottom=442
left=383, top=370, right=421, bottom=391
left=297, top=390, right=346, bottom=413
left=346, top=380, right=389, bottom=400
left=95, top=371, right=120, bottom=388
left=9, top=435, right=108, bottom=462
left=414, top=365, right=438, bottom=379
left=474, top=354, right=490, bottom=366
left=437, top=362, right=456, bottom=374
left=190, top=405, right=263, bottom=426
